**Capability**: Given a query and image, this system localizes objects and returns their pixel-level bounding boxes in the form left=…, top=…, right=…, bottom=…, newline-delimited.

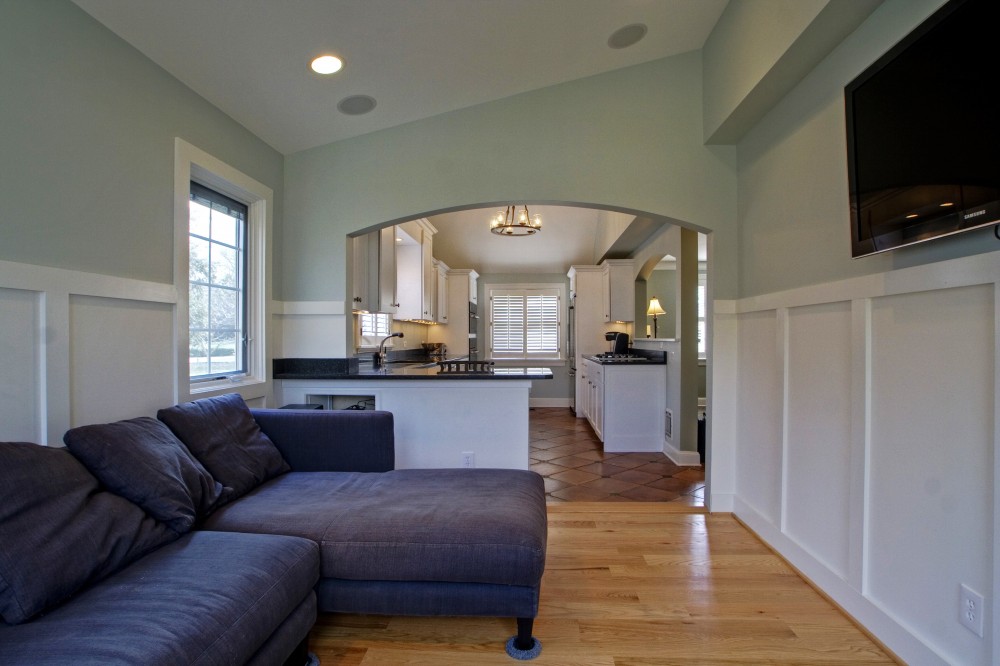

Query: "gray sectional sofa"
left=0, top=393, right=547, bottom=664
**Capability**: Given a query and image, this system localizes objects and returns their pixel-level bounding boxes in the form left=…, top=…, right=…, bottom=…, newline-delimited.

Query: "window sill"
left=189, top=376, right=266, bottom=401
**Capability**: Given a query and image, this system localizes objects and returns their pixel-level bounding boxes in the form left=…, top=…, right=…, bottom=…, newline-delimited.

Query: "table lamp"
left=647, top=297, right=666, bottom=338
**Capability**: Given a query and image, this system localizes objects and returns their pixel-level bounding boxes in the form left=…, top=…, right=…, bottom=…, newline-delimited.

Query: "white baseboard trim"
left=529, top=398, right=571, bottom=408
left=663, top=440, right=701, bottom=466
left=733, top=498, right=948, bottom=666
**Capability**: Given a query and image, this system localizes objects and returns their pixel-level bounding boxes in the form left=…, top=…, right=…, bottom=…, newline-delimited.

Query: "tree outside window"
left=189, top=183, right=247, bottom=379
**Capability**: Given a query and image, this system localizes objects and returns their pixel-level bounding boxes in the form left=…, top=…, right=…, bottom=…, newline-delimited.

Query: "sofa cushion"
left=0, top=531, right=319, bottom=665
left=202, top=468, right=547, bottom=587
left=157, top=393, right=289, bottom=505
left=64, top=417, right=225, bottom=533
left=0, top=441, right=177, bottom=625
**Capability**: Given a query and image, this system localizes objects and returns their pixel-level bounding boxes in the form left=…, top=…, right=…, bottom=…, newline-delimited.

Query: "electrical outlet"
left=959, top=583, right=985, bottom=637
left=461, top=451, right=475, bottom=468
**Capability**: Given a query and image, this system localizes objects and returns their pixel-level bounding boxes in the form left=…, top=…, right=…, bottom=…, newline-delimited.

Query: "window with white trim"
left=489, top=286, right=562, bottom=360
left=189, top=183, right=248, bottom=380
left=358, top=312, right=392, bottom=349
left=174, top=138, right=272, bottom=401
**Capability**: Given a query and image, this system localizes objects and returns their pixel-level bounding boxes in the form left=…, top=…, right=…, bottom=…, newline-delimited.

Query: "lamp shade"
left=646, top=298, right=666, bottom=317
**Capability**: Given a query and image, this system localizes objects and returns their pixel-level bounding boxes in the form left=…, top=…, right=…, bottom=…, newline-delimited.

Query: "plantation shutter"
left=490, top=287, right=560, bottom=359
left=492, top=293, right=524, bottom=353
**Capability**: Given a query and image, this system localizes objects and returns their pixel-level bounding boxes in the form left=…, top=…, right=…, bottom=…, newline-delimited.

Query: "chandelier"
left=489, top=205, right=542, bottom=236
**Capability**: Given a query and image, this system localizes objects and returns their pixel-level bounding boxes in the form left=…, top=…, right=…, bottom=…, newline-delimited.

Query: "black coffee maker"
left=612, top=332, right=630, bottom=355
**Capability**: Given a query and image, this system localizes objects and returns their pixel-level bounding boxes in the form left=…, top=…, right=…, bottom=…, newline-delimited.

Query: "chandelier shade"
left=490, top=205, right=541, bottom=236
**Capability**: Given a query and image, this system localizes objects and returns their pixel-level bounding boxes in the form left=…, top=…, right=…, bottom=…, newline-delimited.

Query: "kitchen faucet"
left=374, top=332, right=403, bottom=367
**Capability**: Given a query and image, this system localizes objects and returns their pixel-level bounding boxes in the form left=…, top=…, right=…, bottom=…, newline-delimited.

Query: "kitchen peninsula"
left=273, top=358, right=552, bottom=470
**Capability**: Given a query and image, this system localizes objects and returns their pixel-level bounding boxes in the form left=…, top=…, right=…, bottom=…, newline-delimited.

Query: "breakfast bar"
left=273, top=358, right=553, bottom=470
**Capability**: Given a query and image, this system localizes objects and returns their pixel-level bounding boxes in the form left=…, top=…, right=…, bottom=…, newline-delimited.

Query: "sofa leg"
left=282, top=636, right=315, bottom=666
left=504, top=617, right=542, bottom=660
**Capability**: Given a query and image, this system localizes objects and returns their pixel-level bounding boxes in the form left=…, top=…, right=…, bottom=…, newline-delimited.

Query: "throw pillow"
left=157, top=393, right=289, bottom=505
left=64, top=417, right=225, bottom=533
left=0, top=441, right=177, bottom=624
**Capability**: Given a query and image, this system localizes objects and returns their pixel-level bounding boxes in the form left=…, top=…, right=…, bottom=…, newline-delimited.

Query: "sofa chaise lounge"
left=0, top=393, right=547, bottom=664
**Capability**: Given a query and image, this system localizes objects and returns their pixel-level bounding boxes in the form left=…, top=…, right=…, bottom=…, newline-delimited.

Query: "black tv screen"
left=845, top=0, right=1000, bottom=258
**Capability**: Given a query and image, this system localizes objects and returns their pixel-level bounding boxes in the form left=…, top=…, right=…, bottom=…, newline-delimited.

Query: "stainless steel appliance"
left=468, top=301, right=478, bottom=357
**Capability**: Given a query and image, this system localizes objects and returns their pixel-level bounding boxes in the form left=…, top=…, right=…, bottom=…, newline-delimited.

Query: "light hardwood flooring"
left=310, top=503, right=896, bottom=664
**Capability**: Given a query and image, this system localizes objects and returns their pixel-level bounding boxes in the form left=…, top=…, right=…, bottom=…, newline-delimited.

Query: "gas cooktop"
left=587, top=353, right=665, bottom=364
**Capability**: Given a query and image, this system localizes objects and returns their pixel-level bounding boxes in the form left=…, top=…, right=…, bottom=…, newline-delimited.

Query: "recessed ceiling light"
left=608, top=23, right=647, bottom=49
left=310, top=55, right=343, bottom=75
left=338, top=95, right=377, bottom=116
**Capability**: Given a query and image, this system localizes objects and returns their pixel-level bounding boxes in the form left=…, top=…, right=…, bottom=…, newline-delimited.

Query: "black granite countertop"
left=582, top=351, right=667, bottom=365
left=273, top=357, right=553, bottom=380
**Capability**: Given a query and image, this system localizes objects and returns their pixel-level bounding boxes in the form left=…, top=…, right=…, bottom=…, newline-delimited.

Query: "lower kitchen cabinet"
left=583, top=359, right=666, bottom=453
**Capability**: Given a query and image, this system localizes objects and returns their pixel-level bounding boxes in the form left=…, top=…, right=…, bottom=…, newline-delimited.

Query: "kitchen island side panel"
left=274, top=378, right=531, bottom=469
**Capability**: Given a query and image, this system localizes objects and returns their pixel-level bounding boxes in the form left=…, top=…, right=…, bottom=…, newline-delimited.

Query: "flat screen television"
left=845, top=0, right=999, bottom=258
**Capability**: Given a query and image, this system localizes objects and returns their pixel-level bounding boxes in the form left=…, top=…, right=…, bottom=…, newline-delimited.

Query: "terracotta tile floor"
left=529, top=407, right=705, bottom=505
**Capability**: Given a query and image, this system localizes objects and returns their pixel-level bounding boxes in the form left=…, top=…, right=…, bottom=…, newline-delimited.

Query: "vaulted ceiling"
left=71, top=0, right=728, bottom=155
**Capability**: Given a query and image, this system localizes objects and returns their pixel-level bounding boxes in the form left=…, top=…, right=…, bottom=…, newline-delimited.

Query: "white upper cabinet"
left=434, top=259, right=450, bottom=324
left=352, top=226, right=398, bottom=314
left=394, top=219, right=437, bottom=322
left=602, top=259, right=635, bottom=322
left=351, top=233, right=368, bottom=312
left=377, top=226, right=398, bottom=314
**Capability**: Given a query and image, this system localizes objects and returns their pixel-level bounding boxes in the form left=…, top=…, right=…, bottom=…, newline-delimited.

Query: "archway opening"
left=345, top=201, right=714, bottom=507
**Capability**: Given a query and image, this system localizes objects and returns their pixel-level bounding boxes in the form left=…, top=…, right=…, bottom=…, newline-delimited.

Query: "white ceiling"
left=71, top=0, right=728, bottom=155
left=430, top=206, right=602, bottom=274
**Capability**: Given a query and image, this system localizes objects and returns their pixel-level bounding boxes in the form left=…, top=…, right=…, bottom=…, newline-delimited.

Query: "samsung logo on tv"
left=964, top=209, right=986, bottom=220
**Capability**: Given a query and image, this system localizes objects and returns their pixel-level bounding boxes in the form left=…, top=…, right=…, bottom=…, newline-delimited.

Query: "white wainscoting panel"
left=0, top=288, right=42, bottom=442
left=784, top=301, right=853, bottom=580
left=731, top=250, right=999, bottom=666
left=867, top=284, right=993, bottom=666
left=736, top=309, right=783, bottom=523
left=69, top=295, right=175, bottom=428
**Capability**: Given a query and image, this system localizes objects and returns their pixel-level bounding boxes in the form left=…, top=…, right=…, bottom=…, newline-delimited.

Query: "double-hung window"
left=489, top=286, right=562, bottom=360
left=175, top=138, right=271, bottom=402
left=188, top=182, right=248, bottom=380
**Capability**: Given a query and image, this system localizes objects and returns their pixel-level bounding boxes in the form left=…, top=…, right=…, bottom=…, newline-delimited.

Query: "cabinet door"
left=593, top=374, right=604, bottom=440
left=602, top=260, right=635, bottom=322
left=378, top=226, right=398, bottom=313
left=351, top=234, right=371, bottom=312
left=435, top=263, right=449, bottom=323
left=421, top=235, right=434, bottom=320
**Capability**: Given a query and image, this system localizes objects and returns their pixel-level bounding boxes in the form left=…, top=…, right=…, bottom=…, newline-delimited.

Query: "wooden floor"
left=310, top=503, right=896, bottom=665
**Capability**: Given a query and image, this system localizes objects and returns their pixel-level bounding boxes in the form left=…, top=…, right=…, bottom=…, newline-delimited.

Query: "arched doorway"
left=344, top=202, right=714, bottom=508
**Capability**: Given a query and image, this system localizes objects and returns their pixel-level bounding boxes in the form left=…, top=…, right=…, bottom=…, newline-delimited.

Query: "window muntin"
left=189, top=182, right=248, bottom=380
left=490, top=287, right=561, bottom=359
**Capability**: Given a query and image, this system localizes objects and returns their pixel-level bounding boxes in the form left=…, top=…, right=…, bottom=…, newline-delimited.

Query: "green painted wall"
left=0, top=0, right=284, bottom=285
left=735, top=0, right=996, bottom=297
left=282, top=53, right=738, bottom=303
